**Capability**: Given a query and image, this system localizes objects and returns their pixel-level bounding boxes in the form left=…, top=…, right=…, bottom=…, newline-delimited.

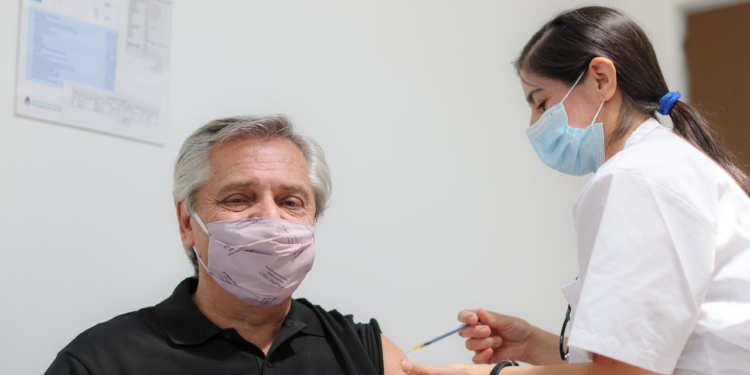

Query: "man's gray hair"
left=172, top=114, right=332, bottom=275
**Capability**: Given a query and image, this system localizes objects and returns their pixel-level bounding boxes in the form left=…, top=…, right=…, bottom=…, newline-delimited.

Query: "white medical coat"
left=564, top=119, right=750, bottom=374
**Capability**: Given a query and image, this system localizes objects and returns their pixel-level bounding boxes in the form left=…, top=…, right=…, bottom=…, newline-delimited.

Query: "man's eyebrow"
left=280, top=184, right=312, bottom=199
left=526, top=88, right=543, bottom=104
left=215, top=181, right=258, bottom=197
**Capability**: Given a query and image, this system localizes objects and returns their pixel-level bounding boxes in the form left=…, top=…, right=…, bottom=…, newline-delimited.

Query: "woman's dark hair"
left=515, top=6, right=750, bottom=197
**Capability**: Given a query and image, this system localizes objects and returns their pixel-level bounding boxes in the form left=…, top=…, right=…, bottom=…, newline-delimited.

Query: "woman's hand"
left=458, top=308, right=561, bottom=365
left=401, top=361, right=495, bottom=375
left=402, top=357, right=657, bottom=375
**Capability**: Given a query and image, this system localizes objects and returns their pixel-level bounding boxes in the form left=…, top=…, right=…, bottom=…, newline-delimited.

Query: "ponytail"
left=668, top=101, right=750, bottom=197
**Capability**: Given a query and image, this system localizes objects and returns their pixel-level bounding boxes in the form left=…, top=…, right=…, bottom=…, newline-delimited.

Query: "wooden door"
left=685, top=2, right=750, bottom=174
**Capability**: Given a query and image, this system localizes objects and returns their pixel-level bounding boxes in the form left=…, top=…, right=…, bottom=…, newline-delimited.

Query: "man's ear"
left=588, top=57, right=618, bottom=102
left=176, top=201, right=195, bottom=248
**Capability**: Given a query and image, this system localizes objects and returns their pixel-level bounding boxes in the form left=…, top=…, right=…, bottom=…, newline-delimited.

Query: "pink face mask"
left=191, top=213, right=316, bottom=308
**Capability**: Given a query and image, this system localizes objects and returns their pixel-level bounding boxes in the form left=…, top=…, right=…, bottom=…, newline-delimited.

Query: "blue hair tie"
left=657, top=91, right=681, bottom=115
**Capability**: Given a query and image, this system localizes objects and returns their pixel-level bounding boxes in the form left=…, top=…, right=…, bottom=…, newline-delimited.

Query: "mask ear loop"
left=561, top=71, right=586, bottom=104
left=590, top=95, right=605, bottom=126
left=191, top=212, right=209, bottom=234
left=192, top=246, right=213, bottom=273
left=190, top=211, right=213, bottom=272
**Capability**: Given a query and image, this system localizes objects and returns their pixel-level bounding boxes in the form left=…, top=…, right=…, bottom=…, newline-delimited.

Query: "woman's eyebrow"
left=526, top=88, right=543, bottom=104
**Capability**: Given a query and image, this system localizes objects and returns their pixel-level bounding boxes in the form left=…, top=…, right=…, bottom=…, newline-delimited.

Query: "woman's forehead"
left=520, top=70, right=571, bottom=94
left=520, top=70, right=554, bottom=88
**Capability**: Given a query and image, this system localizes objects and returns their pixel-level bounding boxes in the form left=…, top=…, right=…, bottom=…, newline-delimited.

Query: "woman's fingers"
left=458, top=324, right=491, bottom=339
left=455, top=308, right=532, bottom=365
left=461, top=308, right=512, bottom=333
left=402, top=361, right=465, bottom=375
left=457, top=310, right=479, bottom=325
left=476, top=308, right=504, bottom=328
left=457, top=309, right=491, bottom=340
left=402, top=361, right=493, bottom=375
left=465, top=336, right=503, bottom=352
left=471, top=348, right=494, bottom=364
left=458, top=310, right=479, bottom=325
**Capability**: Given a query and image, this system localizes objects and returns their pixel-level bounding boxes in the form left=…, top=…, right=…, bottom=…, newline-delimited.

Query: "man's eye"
left=281, top=198, right=302, bottom=208
left=222, top=196, right=250, bottom=212
left=223, top=196, right=248, bottom=205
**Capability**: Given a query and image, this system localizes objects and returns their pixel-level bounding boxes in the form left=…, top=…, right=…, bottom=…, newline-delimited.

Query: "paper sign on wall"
left=15, top=0, right=172, bottom=145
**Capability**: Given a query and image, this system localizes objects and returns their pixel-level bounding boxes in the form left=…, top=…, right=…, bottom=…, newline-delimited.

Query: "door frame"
left=680, top=0, right=750, bottom=14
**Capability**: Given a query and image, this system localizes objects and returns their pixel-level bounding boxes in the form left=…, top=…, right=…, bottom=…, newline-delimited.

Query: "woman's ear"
left=588, top=57, right=618, bottom=101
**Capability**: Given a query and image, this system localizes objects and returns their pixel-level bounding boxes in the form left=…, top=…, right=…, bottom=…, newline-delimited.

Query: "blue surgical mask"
left=525, top=72, right=606, bottom=176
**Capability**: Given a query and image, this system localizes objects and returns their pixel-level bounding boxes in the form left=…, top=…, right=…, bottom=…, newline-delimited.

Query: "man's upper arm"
left=45, top=352, right=91, bottom=375
left=382, top=334, right=409, bottom=375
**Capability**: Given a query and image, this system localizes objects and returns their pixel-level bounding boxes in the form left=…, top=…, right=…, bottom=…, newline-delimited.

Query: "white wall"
left=0, top=1, right=691, bottom=374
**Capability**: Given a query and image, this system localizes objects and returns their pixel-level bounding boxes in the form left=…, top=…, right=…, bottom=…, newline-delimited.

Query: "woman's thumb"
left=477, top=308, right=501, bottom=327
left=403, top=360, right=478, bottom=375
left=401, top=360, right=444, bottom=375
left=401, top=360, right=420, bottom=374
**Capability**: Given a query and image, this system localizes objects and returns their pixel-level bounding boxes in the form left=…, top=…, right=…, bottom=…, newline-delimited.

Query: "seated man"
left=46, top=115, right=407, bottom=375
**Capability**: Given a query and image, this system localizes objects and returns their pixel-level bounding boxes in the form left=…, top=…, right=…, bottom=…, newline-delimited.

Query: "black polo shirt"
left=45, top=278, right=384, bottom=375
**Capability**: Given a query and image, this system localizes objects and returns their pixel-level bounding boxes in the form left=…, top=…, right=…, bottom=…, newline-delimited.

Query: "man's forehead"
left=206, top=136, right=312, bottom=187
left=208, top=137, right=306, bottom=170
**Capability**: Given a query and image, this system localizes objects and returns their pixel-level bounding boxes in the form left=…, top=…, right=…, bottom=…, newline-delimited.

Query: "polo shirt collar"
left=155, top=277, right=222, bottom=345
left=286, top=298, right=325, bottom=337
left=155, top=278, right=324, bottom=346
